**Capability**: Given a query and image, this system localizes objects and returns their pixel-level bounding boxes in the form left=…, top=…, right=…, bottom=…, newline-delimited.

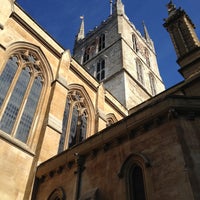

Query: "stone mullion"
left=64, top=100, right=75, bottom=149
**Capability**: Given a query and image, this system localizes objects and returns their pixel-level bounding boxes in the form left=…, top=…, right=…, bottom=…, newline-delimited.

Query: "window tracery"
left=58, top=90, right=89, bottom=152
left=0, top=50, right=44, bottom=144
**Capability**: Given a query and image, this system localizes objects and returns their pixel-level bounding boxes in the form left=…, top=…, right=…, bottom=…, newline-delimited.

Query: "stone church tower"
left=1, top=0, right=200, bottom=199
left=73, top=0, right=165, bottom=109
left=33, top=3, right=200, bottom=200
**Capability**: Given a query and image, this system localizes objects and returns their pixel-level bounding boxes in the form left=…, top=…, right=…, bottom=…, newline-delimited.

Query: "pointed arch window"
left=47, top=187, right=66, bottom=200
left=136, top=60, right=144, bottom=85
left=83, top=47, right=90, bottom=63
left=132, top=34, right=138, bottom=52
left=118, top=154, right=150, bottom=200
left=144, top=48, right=151, bottom=68
left=98, top=34, right=105, bottom=52
left=68, top=105, right=79, bottom=148
left=96, top=59, right=105, bottom=81
left=0, top=51, right=44, bottom=144
left=58, top=90, right=88, bottom=152
left=128, top=165, right=146, bottom=200
left=149, top=73, right=156, bottom=96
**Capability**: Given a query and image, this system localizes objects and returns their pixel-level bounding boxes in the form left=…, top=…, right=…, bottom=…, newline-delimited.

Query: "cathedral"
left=0, top=0, right=200, bottom=199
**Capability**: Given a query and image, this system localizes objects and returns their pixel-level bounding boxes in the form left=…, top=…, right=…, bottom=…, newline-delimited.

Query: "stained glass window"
left=58, top=100, right=70, bottom=153
left=15, top=76, right=43, bottom=143
left=0, top=56, right=18, bottom=108
left=58, top=90, right=89, bottom=152
left=0, top=67, right=31, bottom=134
left=80, top=112, right=87, bottom=142
left=68, top=105, right=79, bottom=148
left=0, top=51, right=44, bottom=144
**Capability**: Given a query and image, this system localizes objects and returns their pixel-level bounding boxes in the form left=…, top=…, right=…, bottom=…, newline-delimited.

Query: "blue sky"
left=16, top=0, right=200, bottom=89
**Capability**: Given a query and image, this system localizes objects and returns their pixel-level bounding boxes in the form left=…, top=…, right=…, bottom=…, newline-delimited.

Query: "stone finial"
left=167, top=1, right=176, bottom=15
left=76, top=16, right=85, bottom=42
left=114, top=0, right=125, bottom=15
left=110, top=0, right=113, bottom=15
left=142, top=21, right=151, bottom=42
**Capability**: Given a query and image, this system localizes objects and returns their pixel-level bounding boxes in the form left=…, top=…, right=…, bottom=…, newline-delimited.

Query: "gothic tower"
left=73, top=0, right=165, bottom=109
left=164, top=1, right=200, bottom=79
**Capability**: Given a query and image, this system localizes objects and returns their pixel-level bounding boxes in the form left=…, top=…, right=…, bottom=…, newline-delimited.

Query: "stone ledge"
left=47, top=113, right=62, bottom=134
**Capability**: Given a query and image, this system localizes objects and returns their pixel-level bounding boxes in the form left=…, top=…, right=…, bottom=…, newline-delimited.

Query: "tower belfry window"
left=0, top=51, right=44, bottom=144
left=132, top=34, right=138, bottom=52
left=98, top=34, right=105, bottom=52
left=136, top=60, right=144, bottom=84
left=83, top=47, right=90, bottom=63
left=144, top=48, right=151, bottom=68
left=96, top=59, right=105, bottom=81
left=149, top=73, right=156, bottom=96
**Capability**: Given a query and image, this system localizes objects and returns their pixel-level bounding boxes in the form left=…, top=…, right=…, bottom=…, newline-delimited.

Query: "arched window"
left=98, top=34, right=105, bottom=52
left=149, top=73, right=156, bottom=96
left=83, top=47, right=90, bottom=63
left=47, top=187, right=66, bottom=200
left=96, top=59, right=105, bottom=81
left=118, top=154, right=150, bottom=200
left=136, top=60, right=144, bottom=84
left=144, top=48, right=151, bottom=68
left=58, top=90, right=89, bottom=152
left=0, top=50, right=44, bottom=144
left=128, top=165, right=146, bottom=200
left=132, top=34, right=138, bottom=52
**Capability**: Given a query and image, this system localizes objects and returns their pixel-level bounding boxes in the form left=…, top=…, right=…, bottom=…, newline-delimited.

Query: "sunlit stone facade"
left=1, top=1, right=200, bottom=200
